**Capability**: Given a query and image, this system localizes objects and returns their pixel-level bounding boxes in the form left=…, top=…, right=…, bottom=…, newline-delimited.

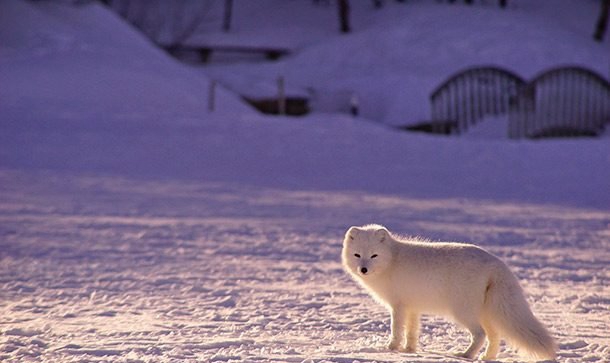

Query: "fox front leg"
left=405, top=313, right=420, bottom=353
left=387, top=305, right=406, bottom=351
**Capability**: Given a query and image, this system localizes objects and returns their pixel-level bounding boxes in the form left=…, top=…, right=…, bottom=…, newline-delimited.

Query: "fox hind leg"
left=480, top=320, right=499, bottom=360
left=457, top=322, right=486, bottom=359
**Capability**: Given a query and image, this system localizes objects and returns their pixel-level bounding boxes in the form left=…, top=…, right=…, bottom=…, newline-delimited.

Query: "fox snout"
left=359, top=267, right=368, bottom=275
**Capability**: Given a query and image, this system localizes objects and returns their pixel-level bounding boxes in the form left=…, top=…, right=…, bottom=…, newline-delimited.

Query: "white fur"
left=342, top=224, right=556, bottom=361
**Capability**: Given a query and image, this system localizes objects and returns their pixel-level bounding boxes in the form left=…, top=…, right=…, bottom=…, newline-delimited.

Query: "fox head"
left=342, top=225, right=392, bottom=278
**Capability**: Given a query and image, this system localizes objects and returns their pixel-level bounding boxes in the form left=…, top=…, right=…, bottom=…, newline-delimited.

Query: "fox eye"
left=371, top=254, right=378, bottom=258
left=354, top=253, right=361, bottom=258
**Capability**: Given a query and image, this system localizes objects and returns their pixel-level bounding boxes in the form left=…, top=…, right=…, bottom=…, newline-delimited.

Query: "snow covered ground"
left=1, top=170, right=609, bottom=362
left=1, top=1, right=609, bottom=362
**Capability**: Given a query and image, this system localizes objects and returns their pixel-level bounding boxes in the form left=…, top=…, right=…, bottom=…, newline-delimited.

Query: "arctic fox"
left=342, top=224, right=556, bottom=361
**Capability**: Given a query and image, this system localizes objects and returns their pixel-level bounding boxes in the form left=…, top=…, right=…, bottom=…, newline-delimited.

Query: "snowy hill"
left=0, top=1, right=609, bottom=362
left=0, top=0, right=253, bottom=125
left=202, top=0, right=609, bottom=125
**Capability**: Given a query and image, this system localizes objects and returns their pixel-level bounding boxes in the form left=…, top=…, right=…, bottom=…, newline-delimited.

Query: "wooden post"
left=277, top=76, right=286, bottom=115
left=350, top=93, right=359, bottom=116
left=208, top=80, right=216, bottom=112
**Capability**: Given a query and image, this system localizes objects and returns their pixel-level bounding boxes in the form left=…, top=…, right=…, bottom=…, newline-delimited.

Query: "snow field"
left=1, top=0, right=609, bottom=362
left=1, top=171, right=609, bottom=362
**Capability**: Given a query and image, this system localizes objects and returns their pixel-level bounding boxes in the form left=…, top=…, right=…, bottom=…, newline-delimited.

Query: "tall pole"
left=223, top=0, right=233, bottom=32
left=338, top=0, right=351, bottom=33
left=594, top=0, right=609, bottom=41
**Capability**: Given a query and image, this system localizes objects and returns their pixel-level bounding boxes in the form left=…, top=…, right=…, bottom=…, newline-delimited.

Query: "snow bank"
left=3, top=111, right=609, bottom=209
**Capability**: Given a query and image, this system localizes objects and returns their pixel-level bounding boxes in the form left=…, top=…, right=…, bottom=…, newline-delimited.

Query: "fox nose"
left=360, top=267, right=368, bottom=274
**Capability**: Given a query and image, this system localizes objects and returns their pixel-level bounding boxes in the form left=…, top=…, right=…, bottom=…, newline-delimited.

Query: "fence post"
left=350, top=93, right=359, bottom=117
left=208, top=80, right=216, bottom=112
left=277, top=76, right=286, bottom=115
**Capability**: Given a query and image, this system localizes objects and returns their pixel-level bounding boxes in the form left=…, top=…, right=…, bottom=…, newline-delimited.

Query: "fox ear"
left=375, top=228, right=389, bottom=243
left=345, top=226, right=359, bottom=241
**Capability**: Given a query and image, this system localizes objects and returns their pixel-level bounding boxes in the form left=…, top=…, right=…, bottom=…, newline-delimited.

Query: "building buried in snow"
left=425, top=65, right=610, bottom=138
left=428, top=66, right=525, bottom=135
left=508, top=66, right=610, bottom=139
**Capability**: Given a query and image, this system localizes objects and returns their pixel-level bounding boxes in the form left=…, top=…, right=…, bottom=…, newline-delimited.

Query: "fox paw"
left=387, top=341, right=402, bottom=351
left=387, top=342, right=416, bottom=353
left=454, top=351, right=476, bottom=360
left=398, top=346, right=417, bottom=353
left=400, top=346, right=417, bottom=353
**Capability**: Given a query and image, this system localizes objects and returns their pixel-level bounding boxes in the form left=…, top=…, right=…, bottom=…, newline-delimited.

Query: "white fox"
left=342, top=224, right=556, bottom=361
